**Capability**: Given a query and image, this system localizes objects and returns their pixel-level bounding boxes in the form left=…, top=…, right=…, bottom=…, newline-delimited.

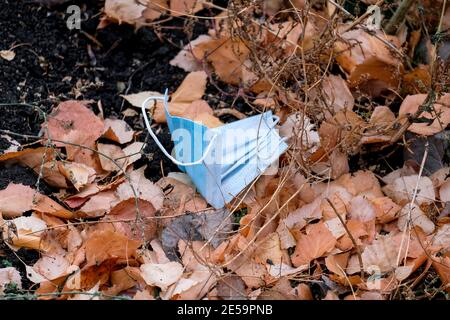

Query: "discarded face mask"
left=142, top=90, right=288, bottom=208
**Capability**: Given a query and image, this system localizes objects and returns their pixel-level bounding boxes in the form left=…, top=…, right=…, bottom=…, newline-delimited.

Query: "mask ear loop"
left=141, top=90, right=218, bottom=167
left=254, top=115, right=289, bottom=161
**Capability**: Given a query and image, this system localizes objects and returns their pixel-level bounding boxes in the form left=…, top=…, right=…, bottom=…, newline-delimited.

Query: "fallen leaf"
left=58, top=162, right=96, bottom=191
left=192, top=37, right=249, bottom=85
left=101, top=0, right=147, bottom=28
left=335, top=28, right=402, bottom=97
left=84, top=230, right=140, bottom=266
left=107, top=198, right=157, bottom=241
left=216, top=275, right=247, bottom=300
left=102, top=118, right=134, bottom=144
left=170, top=0, right=204, bottom=17
left=325, top=252, right=350, bottom=278
left=170, top=35, right=211, bottom=72
left=116, top=166, right=164, bottom=210
left=97, top=143, right=126, bottom=172
left=0, top=267, right=22, bottom=289
left=140, top=261, right=184, bottom=290
left=121, top=90, right=162, bottom=108
left=398, top=94, right=450, bottom=136
left=171, top=71, right=207, bottom=102
left=370, top=197, right=401, bottom=224
left=397, top=203, right=435, bottom=235
left=0, top=49, right=15, bottom=61
left=79, top=190, right=119, bottom=217
left=361, top=233, right=424, bottom=273
left=320, top=75, right=354, bottom=115
left=33, top=254, right=70, bottom=280
left=44, top=100, right=104, bottom=170
left=382, top=175, right=435, bottom=206
left=0, top=183, right=73, bottom=219
left=291, top=222, right=337, bottom=266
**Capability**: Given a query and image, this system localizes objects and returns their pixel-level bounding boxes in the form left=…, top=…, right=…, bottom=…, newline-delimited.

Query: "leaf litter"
left=1, top=0, right=450, bottom=300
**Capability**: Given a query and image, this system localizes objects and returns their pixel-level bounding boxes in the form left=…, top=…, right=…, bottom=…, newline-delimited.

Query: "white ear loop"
left=141, top=90, right=218, bottom=167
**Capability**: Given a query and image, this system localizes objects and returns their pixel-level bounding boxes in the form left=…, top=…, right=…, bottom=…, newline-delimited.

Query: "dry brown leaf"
left=170, top=0, right=203, bottom=17
left=336, top=219, right=368, bottom=251
left=84, top=230, right=140, bottom=266
left=97, top=143, right=126, bottom=172
left=58, top=162, right=96, bottom=191
left=370, top=197, right=401, bottom=224
left=335, top=28, right=402, bottom=97
left=291, top=222, right=337, bottom=267
left=398, top=94, right=450, bottom=136
left=382, top=175, right=435, bottom=206
left=0, top=267, right=22, bottom=289
left=140, top=261, right=184, bottom=290
left=79, top=190, right=119, bottom=217
left=103, top=267, right=141, bottom=296
left=361, top=233, right=424, bottom=273
left=193, top=37, right=249, bottom=85
left=170, top=34, right=211, bottom=71
left=45, top=100, right=104, bottom=170
left=432, top=224, right=450, bottom=251
left=325, top=252, right=350, bottom=278
left=0, top=49, right=15, bottom=61
left=0, top=183, right=73, bottom=219
left=107, top=198, right=157, bottom=241
left=171, top=71, right=207, bottom=102
left=101, top=0, right=147, bottom=28
left=432, top=255, right=450, bottom=292
left=102, top=118, right=134, bottom=144
left=254, top=232, right=290, bottom=266
left=116, top=166, right=164, bottom=211
left=321, top=74, right=354, bottom=115
left=121, top=90, right=162, bottom=108
left=33, top=254, right=70, bottom=280
left=397, top=203, right=435, bottom=235
left=2, top=215, right=50, bottom=251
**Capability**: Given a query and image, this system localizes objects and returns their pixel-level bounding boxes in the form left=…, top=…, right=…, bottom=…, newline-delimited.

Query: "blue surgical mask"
left=141, top=90, right=288, bottom=208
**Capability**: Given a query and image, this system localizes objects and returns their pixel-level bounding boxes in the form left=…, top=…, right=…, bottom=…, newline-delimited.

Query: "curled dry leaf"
left=398, top=94, right=450, bottom=136
left=335, top=28, right=402, bottom=97
left=58, top=162, right=96, bottom=191
left=102, top=118, right=134, bottom=144
left=0, top=183, right=73, bottom=219
left=291, top=222, right=337, bottom=267
left=97, top=143, right=126, bottom=172
left=101, top=0, right=147, bottom=28
left=0, top=49, right=15, bottom=61
left=2, top=215, right=50, bottom=251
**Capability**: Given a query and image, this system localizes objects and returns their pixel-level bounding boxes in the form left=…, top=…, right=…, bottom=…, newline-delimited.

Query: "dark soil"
left=0, top=0, right=230, bottom=286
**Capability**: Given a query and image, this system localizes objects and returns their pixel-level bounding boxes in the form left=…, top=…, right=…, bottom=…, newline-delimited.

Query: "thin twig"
left=326, top=198, right=365, bottom=280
